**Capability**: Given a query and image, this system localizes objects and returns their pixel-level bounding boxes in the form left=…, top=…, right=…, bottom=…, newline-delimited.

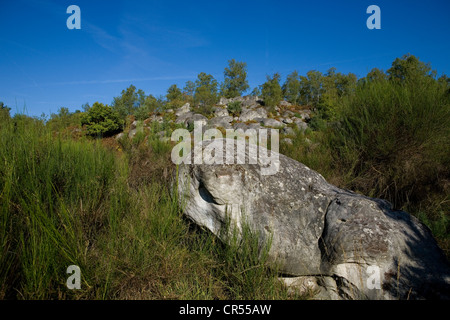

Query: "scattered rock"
left=232, top=122, right=262, bottom=131
left=208, top=116, right=233, bottom=129
left=148, top=114, right=164, bottom=123
left=294, top=118, right=308, bottom=131
left=115, top=132, right=124, bottom=140
left=282, top=111, right=295, bottom=118
left=186, top=114, right=208, bottom=127
left=282, top=127, right=295, bottom=136
left=213, top=107, right=229, bottom=117
left=128, top=128, right=137, bottom=138
left=256, top=118, right=285, bottom=128
left=296, top=111, right=311, bottom=121
left=239, top=108, right=268, bottom=122
left=175, top=103, right=191, bottom=117
left=175, top=111, right=194, bottom=126
left=279, top=100, right=292, bottom=107
left=218, top=97, right=229, bottom=106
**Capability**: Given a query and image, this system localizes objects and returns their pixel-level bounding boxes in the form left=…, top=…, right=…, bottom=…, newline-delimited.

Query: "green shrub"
left=332, top=78, right=450, bottom=209
left=81, top=102, right=123, bottom=137
left=227, top=101, right=242, bottom=117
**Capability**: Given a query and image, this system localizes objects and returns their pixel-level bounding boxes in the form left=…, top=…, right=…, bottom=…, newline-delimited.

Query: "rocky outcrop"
left=212, top=107, right=229, bottom=117
left=207, top=116, right=233, bottom=129
left=175, top=113, right=208, bottom=128
left=255, top=117, right=285, bottom=128
left=294, top=118, right=308, bottom=131
left=175, top=103, right=191, bottom=117
left=175, top=138, right=450, bottom=300
left=239, top=107, right=268, bottom=122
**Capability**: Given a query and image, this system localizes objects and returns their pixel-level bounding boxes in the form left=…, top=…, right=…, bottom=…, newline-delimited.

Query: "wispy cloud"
left=41, top=75, right=195, bottom=87
left=118, top=14, right=209, bottom=50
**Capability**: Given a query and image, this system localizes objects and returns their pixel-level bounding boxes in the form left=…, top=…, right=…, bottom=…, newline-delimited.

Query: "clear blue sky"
left=1, top=0, right=449, bottom=117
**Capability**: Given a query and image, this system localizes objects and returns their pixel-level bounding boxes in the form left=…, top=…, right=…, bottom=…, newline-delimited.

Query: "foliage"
left=1, top=55, right=448, bottom=299
left=302, top=68, right=357, bottom=127
left=299, top=70, right=323, bottom=106
left=112, top=85, right=140, bottom=120
left=282, top=55, right=449, bottom=257
left=332, top=76, right=449, bottom=209
left=183, top=80, right=195, bottom=104
left=260, top=73, right=283, bottom=110
left=81, top=102, right=123, bottom=137
left=46, top=107, right=84, bottom=133
left=387, top=53, right=436, bottom=83
left=166, top=84, right=184, bottom=109
left=364, top=68, right=388, bottom=83
left=0, top=115, right=300, bottom=299
left=221, top=59, right=249, bottom=98
left=282, top=71, right=301, bottom=105
left=0, top=101, right=11, bottom=121
left=250, top=87, right=261, bottom=97
left=194, top=72, right=219, bottom=114
left=227, top=101, right=242, bottom=117
left=134, top=94, right=163, bottom=120
left=0, top=116, right=119, bottom=298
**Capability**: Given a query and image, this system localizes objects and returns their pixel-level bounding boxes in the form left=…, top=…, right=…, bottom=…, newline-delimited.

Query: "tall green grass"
left=0, top=116, right=119, bottom=298
left=0, top=115, right=300, bottom=299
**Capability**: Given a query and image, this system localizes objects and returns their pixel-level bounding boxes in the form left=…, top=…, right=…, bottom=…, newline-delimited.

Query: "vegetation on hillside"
left=0, top=54, right=448, bottom=299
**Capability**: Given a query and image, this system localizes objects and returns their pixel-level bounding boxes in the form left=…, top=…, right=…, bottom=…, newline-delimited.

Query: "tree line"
left=2, top=54, right=448, bottom=137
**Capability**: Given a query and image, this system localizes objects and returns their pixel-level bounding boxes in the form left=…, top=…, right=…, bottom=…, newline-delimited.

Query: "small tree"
left=282, top=71, right=301, bottom=105
left=365, top=68, right=387, bottom=83
left=0, top=101, right=11, bottom=121
left=221, top=59, right=249, bottom=98
left=194, top=72, right=219, bottom=112
left=167, top=84, right=183, bottom=102
left=250, top=87, right=261, bottom=97
left=261, top=73, right=283, bottom=110
left=166, top=84, right=183, bottom=108
left=81, top=102, right=123, bottom=137
left=182, top=80, right=195, bottom=104
left=387, top=54, right=435, bottom=84
left=112, top=85, right=139, bottom=120
left=134, top=94, right=161, bottom=120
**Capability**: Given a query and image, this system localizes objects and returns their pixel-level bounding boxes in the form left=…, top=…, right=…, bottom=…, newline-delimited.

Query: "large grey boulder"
left=239, top=107, right=268, bottom=122
left=296, top=110, right=311, bottom=121
left=255, top=117, right=285, bottom=128
left=294, top=118, right=308, bottom=131
left=175, top=103, right=191, bottom=117
left=282, top=126, right=295, bottom=136
left=232, top=122, right=262, bottom=131
left=186, top=114, right=208, bottom=127
left=208, top=116, right=233, bottom=129
left=176, top=138, right=450, bottom=300
left=213, top=107, right=229, bottom=117
left=282, top=117, right=293, bottom=124
left=175, top=113, right=208, bottom=128
left=218, top=97, right=229, bottom=106
left=279, top=100, right=292, bottom=107
left=175, top=111, right=194, bottom=126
